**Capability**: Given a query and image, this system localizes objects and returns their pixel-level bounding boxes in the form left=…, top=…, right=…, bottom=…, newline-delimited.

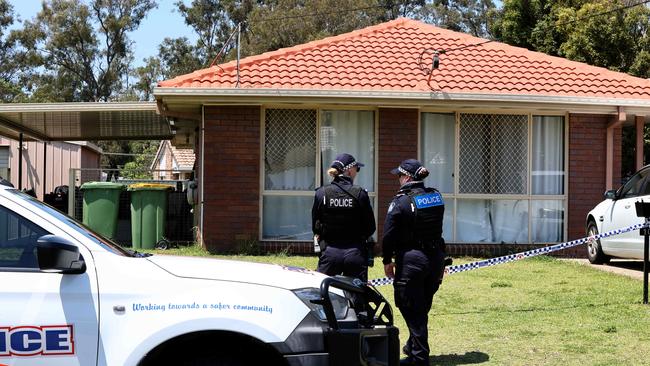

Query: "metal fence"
left=53, top=168, right=196, bottom=247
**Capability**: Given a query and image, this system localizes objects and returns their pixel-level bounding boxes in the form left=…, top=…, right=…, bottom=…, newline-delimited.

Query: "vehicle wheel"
left=155, top=238, right=171, bottom=250
left=586, top=221, right=610, bottom=264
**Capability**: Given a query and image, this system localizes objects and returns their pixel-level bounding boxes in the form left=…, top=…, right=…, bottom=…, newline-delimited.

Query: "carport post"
left=43, top=141, right=47, bottom=198
left=18, top=132, right=22, bottom=190
left=68, top=169, right=75, bottom=217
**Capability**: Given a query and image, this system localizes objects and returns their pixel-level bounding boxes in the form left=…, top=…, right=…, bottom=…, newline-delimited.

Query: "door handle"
left=625, top=204, right=631, bottom=209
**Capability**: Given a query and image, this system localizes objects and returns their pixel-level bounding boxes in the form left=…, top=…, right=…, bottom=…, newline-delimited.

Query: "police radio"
left=366, top=238, right=376, bottom=267
left=313, top=235, right=321, bottom=254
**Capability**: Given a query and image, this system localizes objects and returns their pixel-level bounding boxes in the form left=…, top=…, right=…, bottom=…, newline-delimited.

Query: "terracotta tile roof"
left=170, top=144, right=195, bottom=169
left=159, top=18, right=650, bottom=99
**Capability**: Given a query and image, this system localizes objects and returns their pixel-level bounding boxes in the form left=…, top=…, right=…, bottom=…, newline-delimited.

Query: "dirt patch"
left=565, top=258, right=648, bottom=280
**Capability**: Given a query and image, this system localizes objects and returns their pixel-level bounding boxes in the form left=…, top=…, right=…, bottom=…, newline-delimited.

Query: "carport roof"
left=0, top=102, right=172, bottom=141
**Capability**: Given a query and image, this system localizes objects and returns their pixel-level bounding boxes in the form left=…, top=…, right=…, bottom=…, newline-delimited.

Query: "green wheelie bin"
left=80, top=182, right=125, bottom=239
left=128, top=183, right=172, bottom=249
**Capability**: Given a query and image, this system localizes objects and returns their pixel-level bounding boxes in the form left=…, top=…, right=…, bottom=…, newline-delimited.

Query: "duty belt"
left=401, top=240, right=438, bottom=252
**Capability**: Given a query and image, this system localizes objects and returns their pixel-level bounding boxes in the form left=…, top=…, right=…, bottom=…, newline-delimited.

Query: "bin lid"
left=127, top=183, right=174, bottom=191
left=80, top=182, right=125, bottom=190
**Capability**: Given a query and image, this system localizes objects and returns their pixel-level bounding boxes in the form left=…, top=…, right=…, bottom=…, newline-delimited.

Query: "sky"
left=8, top=0, right=198, bottom=67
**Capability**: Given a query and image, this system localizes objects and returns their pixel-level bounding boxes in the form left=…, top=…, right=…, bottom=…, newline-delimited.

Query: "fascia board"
left=154, top=87, right=650, bottom=115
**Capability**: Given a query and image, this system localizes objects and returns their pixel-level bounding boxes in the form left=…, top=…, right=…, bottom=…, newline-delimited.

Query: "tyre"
left=586, top=221, right=610, bottom=264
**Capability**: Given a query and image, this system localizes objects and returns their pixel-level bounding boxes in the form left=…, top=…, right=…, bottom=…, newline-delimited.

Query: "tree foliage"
left=13, top=0, right=157, bottom=102
left=0, top=0, right=23, bottom=102
left=491, top=0, right=650, bottom=77
left=425, top=0, right=497, bottom=37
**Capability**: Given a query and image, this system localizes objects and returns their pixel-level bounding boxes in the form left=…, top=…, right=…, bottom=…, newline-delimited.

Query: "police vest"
left=406, top=187, right=444, bottom=245
left=319, top=184, right=363, bottom=242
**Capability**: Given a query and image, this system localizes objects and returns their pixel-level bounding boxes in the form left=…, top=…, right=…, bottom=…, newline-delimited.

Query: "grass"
left=145, top=245, right=650, bottom=365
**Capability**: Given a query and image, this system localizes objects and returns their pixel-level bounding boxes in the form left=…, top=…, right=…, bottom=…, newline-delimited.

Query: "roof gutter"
left=154, top=87, right=650, bottom=115
left=0, top=101, right=160, bottom=113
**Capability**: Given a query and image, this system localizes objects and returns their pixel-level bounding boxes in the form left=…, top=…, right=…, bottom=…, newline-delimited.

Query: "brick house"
left=151, top=140, right=195, bottom=181
left=154, top=18, right=650, bottom=256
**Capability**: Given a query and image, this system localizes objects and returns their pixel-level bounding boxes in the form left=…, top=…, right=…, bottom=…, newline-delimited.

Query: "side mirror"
left=37, top=235, right=86, bottom=274
left=604, top=190, right=617, bottom=200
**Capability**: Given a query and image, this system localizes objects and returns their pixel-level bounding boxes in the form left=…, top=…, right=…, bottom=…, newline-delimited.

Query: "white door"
left=0, top=200, right=99, bottom=366
left=602, top=169, right=650, bottom=258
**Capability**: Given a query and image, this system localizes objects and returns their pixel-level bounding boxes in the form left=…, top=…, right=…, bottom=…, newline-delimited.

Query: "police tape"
left=367, top=222, right=649, bottom=287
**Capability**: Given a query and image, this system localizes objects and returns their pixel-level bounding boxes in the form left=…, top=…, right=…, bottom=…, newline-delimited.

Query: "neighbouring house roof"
left=171, top=144, right=195, bottom=170
left=151, top=140, right=195, bottom=171
left=158, top=18, right=650, bottom=101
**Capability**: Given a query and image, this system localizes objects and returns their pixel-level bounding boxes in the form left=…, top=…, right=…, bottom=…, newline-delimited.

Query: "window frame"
left=419, top=109, right=568, bottom=244
left=0, top=203, right=50, bottom=271
left=259, top=105, right=378, bottom=242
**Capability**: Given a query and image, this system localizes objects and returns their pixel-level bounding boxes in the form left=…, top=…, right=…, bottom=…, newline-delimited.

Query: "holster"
left=365, top=239, right=375, bottom=267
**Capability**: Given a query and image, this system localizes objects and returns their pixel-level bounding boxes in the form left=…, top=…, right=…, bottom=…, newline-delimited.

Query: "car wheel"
left=586, top=221, right=610, bottom=264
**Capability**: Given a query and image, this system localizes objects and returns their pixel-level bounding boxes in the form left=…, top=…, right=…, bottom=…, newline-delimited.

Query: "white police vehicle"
left=0, top=186, right=398, bottom=365
left=586, top=165, right=650, bottom=264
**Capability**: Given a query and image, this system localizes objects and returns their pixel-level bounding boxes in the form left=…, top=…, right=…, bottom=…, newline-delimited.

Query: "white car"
left=0, top=186, right=398, bottom=365
left=586, top=165, right=650, bottom=264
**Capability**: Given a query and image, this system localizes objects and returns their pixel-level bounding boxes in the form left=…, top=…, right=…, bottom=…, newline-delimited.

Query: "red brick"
left=202, top=106, right=261, bottom=251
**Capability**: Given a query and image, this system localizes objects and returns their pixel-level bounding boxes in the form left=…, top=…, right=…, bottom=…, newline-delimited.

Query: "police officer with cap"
left=382, top=159, right=446, bottom=366
left=312, top=153, right=376, bottom=281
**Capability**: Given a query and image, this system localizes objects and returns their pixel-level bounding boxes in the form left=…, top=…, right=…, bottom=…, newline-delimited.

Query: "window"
left=420, top=113, right=454, bottom=193
left=532, top=116, right=564, bottom=195
left=0, top=204, right=49, bottom=269
left=459, top=113, right=528, bottom=194
left=619, top=168, right=649, bottom=198
left=320, top=110, right=375, bottom=190
left=262, top=108, right=375, bottom=240
left=421, top=112, right=566, bottom=244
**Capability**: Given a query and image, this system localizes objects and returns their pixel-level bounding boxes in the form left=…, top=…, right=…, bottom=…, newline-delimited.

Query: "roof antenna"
left=236, top=22, right=241, bottom=88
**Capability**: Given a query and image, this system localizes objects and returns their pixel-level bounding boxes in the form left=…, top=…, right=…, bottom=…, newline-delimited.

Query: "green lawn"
left=144, top=246, right=650, bottom=365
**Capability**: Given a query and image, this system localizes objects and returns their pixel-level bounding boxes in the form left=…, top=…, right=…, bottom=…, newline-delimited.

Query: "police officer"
left=312, top=153, right=376, bottom=281
left=382, top=159, right=446, bottom=366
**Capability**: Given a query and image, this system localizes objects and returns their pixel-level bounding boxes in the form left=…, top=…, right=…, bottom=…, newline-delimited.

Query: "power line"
left=553, top=0, right=650, bottom=28
left=253, top=5, right=388, bottom=23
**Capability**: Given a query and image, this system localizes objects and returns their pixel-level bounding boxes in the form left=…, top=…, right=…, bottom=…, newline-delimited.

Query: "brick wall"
left=199, top=107, right=622, bottom=258
left=377, top=108, right=419, bottom=243
left=567, top=113, right=621, bottom=246
left=202, top=106, right=261, bottom=251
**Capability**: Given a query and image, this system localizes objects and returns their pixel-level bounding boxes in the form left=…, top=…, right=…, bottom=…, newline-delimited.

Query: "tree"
left=0, top=0, right=22, bottom=102
left=556, top=0, right=650, bottom=77
left=425, top=0, right=497, bottom=37
left=491, top=0, right=650, bottom=76
left=121, top=140, right=159, bottom=179
left=13, top=0, right=157, bottom=102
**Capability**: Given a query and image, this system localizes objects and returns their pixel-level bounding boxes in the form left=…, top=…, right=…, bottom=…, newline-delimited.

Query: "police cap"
left=390, top=159, right=429, bottom=180
left=331, top=153, right=364, bottom=173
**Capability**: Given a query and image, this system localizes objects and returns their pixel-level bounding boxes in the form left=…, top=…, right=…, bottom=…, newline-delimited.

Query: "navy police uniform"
left=313, top=154, right=376, bottom=282
left=382, top=159, right=446, bottom=366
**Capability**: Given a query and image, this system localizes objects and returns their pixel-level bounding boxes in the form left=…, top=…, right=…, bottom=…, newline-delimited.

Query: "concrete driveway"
left=567, top=259, right=648, bottom=280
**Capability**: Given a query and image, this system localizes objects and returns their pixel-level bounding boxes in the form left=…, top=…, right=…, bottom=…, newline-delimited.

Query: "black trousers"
left=317, top=246, right=368, bottom=282
left=394, top=247, right=445, bottom=364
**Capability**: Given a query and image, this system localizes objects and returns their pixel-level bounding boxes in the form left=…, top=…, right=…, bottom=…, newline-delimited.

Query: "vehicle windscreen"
left=6, top=189, right=135, bottom=257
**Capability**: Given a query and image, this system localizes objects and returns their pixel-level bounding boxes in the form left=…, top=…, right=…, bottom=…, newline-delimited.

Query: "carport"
left=0, top=102, right=200, bottom=240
